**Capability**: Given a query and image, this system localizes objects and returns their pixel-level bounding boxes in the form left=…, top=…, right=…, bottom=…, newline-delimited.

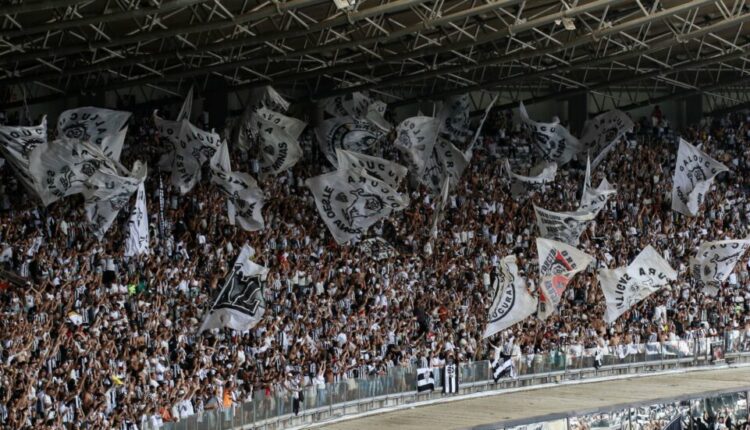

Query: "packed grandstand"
left=1, top=90, right=750, bottom=430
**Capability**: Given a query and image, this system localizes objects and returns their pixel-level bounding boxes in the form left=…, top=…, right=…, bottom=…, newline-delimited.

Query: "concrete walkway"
left=320, top=367, right=750, bottom=430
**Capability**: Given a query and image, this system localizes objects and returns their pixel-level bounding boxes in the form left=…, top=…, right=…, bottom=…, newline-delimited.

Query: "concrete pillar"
left=684, top=93, right=703, bottom=127
left=567, top=92, right=588, bottom=135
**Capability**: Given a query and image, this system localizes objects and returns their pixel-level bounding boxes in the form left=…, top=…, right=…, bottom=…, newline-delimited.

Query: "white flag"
left=599, top=246, right=677, bottom=323
left=534, top=205, right=596, bottom=246
left=335, top=149, right=407, bottom=189
left=519, top=102, right=580, bottom=165
left=583, top=155, right=592, bottom=189
left=579, top=110, right=634, bottom=169
left=690, top=239, right=750, bottom=285
left=236, top=86, right=291, bottom=150
left=321, top=92, right=379, bottom=120
left=418, top=137, right=471, bottom=193
left=84, top=161, right=148, bottom=240
left=210, top=142, right=265, bottom=231
left=505, top=159, right=557, bottom=199
left=306, top=168, right=408, bottom=244
left=124, top=182, right=150, bottom=257
left=536, top=238, right=593, bottom=320
left=28, top=138, right=121, bottom=206
left=200, top=244, right=269, bottom=332
left=482, top=256, right=537, bottom=338
left=429, top=176, right=451, bottom=239
left=394, top=116, right=440, bottom=176
left=366, top=100, right=392, bottom=132
left=255, top=107, right=307, bottom=141
left=316, top=116, right=386, bottom=166
left=0, top=116, right=48, bottom=192
left=176, top=86, right=194, bottom=122
left=439, top=94, right=472, bottom=145
left=580, top=177, right=616, bottom=214
left=57, top=107, right=131, bottom=160
left=248, top=112, right=304, bottom=179
left=671, top=138, right=729, bottom=216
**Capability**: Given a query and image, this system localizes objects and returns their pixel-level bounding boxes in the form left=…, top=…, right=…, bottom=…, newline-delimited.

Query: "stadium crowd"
left=1, top=104, right=750, bottom=430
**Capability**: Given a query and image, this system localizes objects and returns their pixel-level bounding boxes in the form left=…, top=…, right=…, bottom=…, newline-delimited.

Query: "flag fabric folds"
left=536, top=238, right=594, bottom=320
left=209, top=142, right=265, bottom=231
left=305, top=167, right=408, bottom=244
left=316, top=116, right=386, bottom=166
left=84, top=161, right=148, bottom=240
left=0, top=116, right=48, bottom=193
left=598, top=245, right=677, bottom=323
left=579, top=110, right=634, bottom=169
left=438, top=94, right=472, bottom=145
left=57, top=107, right=131, bottom=160
left=519, top=102, right=580, bottom=165
left=534, top=205, right=596, bottom=246
left=335, top=149, right=407, bottom=189
left=200, top=244, right=269, bottom=332
left=248, top=111, right=304, bottom=179
left=671, top=138, right=729, bottom=216
left=690, top=239, right=750, bottom=285
left=394, top=116, right=440, bottom=177
left=492, top=353, right=515, bottom=382
left=482, top=256, right=537, bottom=338
left=236, top=86, right=291, bottom=150
left=416, top=368, right=435, bottom=392
left=580, top=177, right=616, bottom=214
left=124, top=182, right=150, bottom=257
left=505, top=159, right=557, bottom=199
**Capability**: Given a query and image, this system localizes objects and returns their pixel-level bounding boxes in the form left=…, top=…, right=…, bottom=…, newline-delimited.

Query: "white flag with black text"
left=124, top=182, right=150, bottom=257
left=672, top=138, right=729, bottom=216
left=534, top=206, right=596, bottom=246
left=599, top=246, right=677, bottom=323
left=335, top=149, right=407, bottom=189
left=394, top=116, right=440, bottom=177
left=316, top=116, right=386, bottom=166
left=482, top=256, right=537, bottom=338
left=210, top=142, right=265, bottom=231
left=0, top=117, right=48, bottom=193
left=536, top=238, right=593, bottom=320
left=519, top=102, right=579, bottom=165
left=579, top=110, right=633, bottom=169
left=57, top=107, right=131, bottom=160
left=690, top=239, right=750, bottom=285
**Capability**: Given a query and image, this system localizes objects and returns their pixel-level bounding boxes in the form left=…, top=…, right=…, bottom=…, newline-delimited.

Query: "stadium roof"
left=2, top=0, right=750, bottom=112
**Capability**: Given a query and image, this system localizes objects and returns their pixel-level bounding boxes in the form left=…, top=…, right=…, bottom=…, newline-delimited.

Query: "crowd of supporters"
left=1, top=104, right=750, bottom=429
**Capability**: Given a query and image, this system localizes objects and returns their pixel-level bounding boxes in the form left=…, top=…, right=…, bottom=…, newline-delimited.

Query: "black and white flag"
left=84, top=160, right=148, bottom=240
left=0, top=116, right=48, bottom=193
left=124, top=182, right=150, bottom=257
left=248, top=111, right=304, bottom=179
left=359, top=237, right=398, bottom=261
left=28, top=137, right=121, bottom=206
left=438, top=94, right=472, bottom=145
left=534, top=205, right=596, bottom=246
left=482, top=256, right=537, bottom=338
left=416, top=368, right=435, bottom=392
left=442, top=364, right=459, bottom=394
left=598, top=245, right=677, bottom=323
left=429, top=176, right=451, bottom=239
left=365, top=100, right=392, bottom=132
left=176, top=86, right=193, bottom=122
left=210, top=142, right=265, bottom=231
left=306, top=167, right=408, bottom=244
left=690, top=239, right=750, bottom=285
left=419, top=137, right=471, bottom=192
left=579, top=110, right=633, bottom=169
left=536, top=238, right=594, bottom=320
left=335, top=149, right=407, bottom=189
left=505, top=159, right=557, bottom=199
left=316, top=116, right=386, bottom=166
left=200, top=244, right=268, bottom=332
left=580, top=177, right=616, bottom=214
left=57, top=107, right=131, bottom=160
left=394, top=116, right=440, bottom=177
left=492, top=354, right=515, bottom=382
left=519, top=102, right=580, bottom=165
left=236, top=86, right=291, bottom=150
left=671, top=138, right=729, bottom=216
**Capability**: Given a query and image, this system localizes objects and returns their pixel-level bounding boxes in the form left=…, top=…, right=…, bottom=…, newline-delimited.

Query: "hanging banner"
left=671, top=138, right=729, bottom=216
left=690, top=239, right=750, bottom=285
left=598, top=246, right=677, bottom=323
left=536, top=238, right=594, bottom=320
left=534, top=205, right=596, bottom=246
left=482, top=255, right=537, bottom=338
left=519, top=102, right=580, bottom=165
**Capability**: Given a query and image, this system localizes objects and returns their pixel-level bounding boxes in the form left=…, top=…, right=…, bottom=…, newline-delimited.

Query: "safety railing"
left=157, top=334, right=750, bottom=430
